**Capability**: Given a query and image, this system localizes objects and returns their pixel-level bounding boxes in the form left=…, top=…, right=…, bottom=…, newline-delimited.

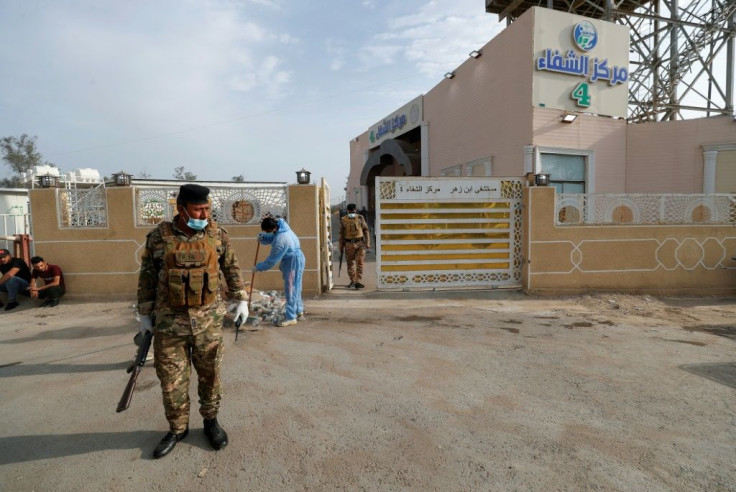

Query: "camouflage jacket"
left=339, top=214, right=370, bottom=248
left=137, top=217, right=247, bottom=336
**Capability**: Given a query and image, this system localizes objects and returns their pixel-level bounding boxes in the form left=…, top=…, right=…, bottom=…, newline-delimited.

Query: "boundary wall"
left=29, top=184, right=322, bottom=300
left=523, top=187, right=736, bottom=296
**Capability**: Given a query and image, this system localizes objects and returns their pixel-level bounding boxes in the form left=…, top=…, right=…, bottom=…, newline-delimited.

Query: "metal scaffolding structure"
left=485, top=0, right=736, bottom=122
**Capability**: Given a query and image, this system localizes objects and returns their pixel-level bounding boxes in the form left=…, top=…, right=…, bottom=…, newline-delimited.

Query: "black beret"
left=178, top=184, right=210, bottom=205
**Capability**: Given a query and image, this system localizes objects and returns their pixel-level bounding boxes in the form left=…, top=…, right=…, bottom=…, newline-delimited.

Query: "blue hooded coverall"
left=255, top=218, right=305, bottom=321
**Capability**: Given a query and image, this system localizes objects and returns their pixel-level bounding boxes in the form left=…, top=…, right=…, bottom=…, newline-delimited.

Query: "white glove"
left=139, top=314, right=153, bottom=333
left=134, top=315, right=153, bottom=346
left=233, top=301, right=249, bottom=326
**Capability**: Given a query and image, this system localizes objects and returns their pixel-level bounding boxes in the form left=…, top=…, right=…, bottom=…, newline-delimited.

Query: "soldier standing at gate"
left=137, top=183, right=250, bottom=459
left=339, top=203, right=370, bottom=289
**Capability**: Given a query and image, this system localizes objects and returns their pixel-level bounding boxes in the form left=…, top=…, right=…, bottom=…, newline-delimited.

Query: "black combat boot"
left=153, top=428, right=188, bottom=459
left=204, top=418, right=228, bottom=450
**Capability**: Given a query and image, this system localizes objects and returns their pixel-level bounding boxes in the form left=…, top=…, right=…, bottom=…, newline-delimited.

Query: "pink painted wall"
left=347, top=130, right=369, bottom=194
left=626, top=116, right=735, bottom=193
left=532, top=109, right=628, bottom=192
left=424, top=8, right=534, bottom=177
left=347, top=7, right=735, bottom=197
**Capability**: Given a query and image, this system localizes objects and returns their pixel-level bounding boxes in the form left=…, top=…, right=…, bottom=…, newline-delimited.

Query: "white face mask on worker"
left=348, top=213, right=356, bottom=218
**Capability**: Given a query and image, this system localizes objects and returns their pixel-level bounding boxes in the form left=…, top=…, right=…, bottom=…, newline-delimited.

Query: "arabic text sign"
left=393, top=179, right=502, bottom=201
left=532, top=8, right=629, bottom=118
left=368, top=95, right=423, bottom=148
left=536, top=49, right=628, bottom=86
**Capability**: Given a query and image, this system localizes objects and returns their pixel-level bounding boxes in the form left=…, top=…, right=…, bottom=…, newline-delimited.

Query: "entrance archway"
left=360, top=138, right=421, bottom=213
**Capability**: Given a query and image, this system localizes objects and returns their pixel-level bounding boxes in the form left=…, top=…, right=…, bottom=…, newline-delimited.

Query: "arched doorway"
left=360, top=138, right=421, bottom=213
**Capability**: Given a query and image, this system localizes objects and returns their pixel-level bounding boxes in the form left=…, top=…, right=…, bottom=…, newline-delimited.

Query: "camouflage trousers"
left=153, top=328, right=224, bottom=433
left=345, top=240, right=366, bottom=283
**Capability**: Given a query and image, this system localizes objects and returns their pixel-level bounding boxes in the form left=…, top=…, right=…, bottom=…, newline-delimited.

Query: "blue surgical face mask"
left=348, top=213, right=356, bottom=218
left=183, top=209, right=208, bottom=231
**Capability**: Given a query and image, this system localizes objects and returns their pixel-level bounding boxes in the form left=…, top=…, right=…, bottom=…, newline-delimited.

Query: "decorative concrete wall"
left=29, top=184, right=323, bottom=300
left=523, top=187, right=736, bottom=295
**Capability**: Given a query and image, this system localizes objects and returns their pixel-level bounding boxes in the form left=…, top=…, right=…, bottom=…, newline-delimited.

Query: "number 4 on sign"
left=571, top=82, right=591, bottom=107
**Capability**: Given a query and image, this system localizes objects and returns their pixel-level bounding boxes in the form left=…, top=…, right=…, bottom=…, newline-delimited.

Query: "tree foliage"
left=1, top=134, right=55, bottom=187
left=173, top=166, right=197, bottom=181
left=231, top=174, right=245, bottom=182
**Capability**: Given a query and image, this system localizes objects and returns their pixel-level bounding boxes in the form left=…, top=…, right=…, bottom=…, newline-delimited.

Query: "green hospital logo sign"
left=573, top=20, right=598, bottom=51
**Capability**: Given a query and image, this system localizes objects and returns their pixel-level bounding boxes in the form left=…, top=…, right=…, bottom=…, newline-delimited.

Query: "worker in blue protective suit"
left=252, top=217, right=305, bottom=327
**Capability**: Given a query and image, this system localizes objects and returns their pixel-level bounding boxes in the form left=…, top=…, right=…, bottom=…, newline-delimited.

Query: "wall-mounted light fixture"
left=561, top=113, right=578, bottom=123
left=111, top=170, right=133, bottom=186
left=534, top=173, right=551, bottom=186
left=296, top=168, right=311, bottom=184
left=444, top=72, right=455, bottom=79
left=469, top=50, right=482, bottom=58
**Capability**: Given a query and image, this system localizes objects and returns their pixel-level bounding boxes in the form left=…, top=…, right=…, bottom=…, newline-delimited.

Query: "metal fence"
left=555, top=193, right=736, bottom=225
left=0, top=213, right=31, bottom=250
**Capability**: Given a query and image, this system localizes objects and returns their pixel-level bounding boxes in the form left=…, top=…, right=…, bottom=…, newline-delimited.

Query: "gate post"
left=287, top=183, right=322, bottom=298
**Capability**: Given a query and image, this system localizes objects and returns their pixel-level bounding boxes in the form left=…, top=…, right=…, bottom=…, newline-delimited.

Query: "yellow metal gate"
left=376, top=177, right=523, bottom=289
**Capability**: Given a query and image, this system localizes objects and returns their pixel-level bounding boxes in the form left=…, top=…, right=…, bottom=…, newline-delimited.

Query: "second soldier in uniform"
left=339, top=203, right=370, bottom=289
left=137, top=183, right=250, bottom=459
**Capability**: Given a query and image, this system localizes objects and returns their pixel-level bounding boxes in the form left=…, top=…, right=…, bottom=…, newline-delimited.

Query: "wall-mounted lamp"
left=561, top=113, right=578, bottom=123
left=296, top=168, right=311, bottom=184
left=37, top=174, right=59, bottom=189
left=534, top=173, right=551, bottom=186
left=444, top=72, right=455, bottom=79
left=469, top=50, right=482, bottom=58
left=111, top=170, right=132, bottom=186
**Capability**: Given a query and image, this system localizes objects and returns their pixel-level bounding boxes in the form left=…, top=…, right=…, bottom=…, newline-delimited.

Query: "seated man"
left=29, top=256, right=65, bottom=307
left=0, top=248, right=32, bottom=311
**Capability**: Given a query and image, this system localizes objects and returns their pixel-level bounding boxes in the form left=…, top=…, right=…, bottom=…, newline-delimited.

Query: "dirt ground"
left=1, top=260, right=735, bottom=490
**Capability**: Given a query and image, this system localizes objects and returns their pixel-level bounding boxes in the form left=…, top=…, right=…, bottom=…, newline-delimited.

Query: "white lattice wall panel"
left=556, top=193, right=736, bottom=225
left=376, top=177, right=523, bottom=289
left=57, top=188, right=108, bottom=228
left=134, top=185, right=287, bottom=227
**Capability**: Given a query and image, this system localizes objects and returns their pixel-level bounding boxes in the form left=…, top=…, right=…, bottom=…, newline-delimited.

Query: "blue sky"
left=0, top=0, right=504, bottom=197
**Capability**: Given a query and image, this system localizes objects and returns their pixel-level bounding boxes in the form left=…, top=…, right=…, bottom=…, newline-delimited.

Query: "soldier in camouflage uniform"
left=339, top=203, right=370, bottom=289
left=137, top=183, right=250, bottom=459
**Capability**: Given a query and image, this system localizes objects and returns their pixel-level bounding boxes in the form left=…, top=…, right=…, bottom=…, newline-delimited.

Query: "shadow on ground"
left=0, top=430, right=215, bottom=464
left=679, top=362, right=736, bottom=389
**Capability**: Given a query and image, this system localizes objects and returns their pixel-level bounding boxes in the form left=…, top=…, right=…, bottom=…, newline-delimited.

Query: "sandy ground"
left=1, top=257, right=735, bottom=491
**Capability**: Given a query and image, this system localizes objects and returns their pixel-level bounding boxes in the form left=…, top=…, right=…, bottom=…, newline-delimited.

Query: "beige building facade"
left=348, top=7, right=736, bottom=296
left=348, top=7, right=735, bottom=207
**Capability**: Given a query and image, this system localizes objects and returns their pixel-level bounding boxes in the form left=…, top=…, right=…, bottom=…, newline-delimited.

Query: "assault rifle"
left=116, top=330, right=153, bottom=413
left=338, top=247, right=343, bottom=277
